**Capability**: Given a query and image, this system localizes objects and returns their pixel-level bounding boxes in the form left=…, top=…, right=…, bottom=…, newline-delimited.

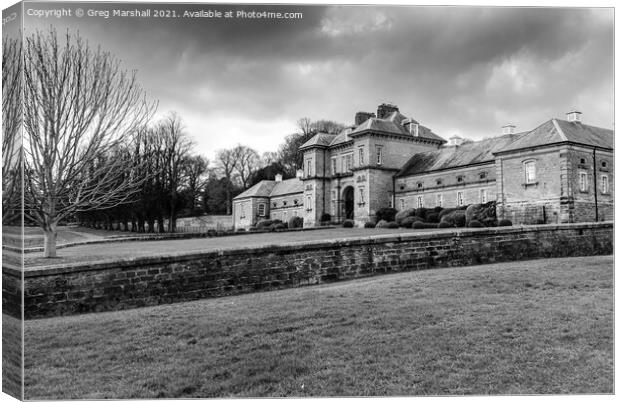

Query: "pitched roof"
left=299, top=133, right=337, bottom=150
left=396, top=133, right=524, bottom=177
left=498, top=119, right=613, bottom=153
left=233, top=178, right=303, bottom=200
left=349, top=112, right=445, bottom=143
left=234, top=181, right=277, bottom=199
left=270, top=178, right=304, bottom=197
left=329, top=126, right=355, bottom=147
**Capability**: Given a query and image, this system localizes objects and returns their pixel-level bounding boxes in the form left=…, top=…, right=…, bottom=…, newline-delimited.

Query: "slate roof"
left=396, top=133, right=524, bottom=177
left=329, top=126, right=356, bottom=147
left=234, top=178, right=303, bottom=200
left=498, top=119, right=613, bottom=153
left=299, top=133, right=337, bottom=150
left=349, top=111, right=445, bottom=143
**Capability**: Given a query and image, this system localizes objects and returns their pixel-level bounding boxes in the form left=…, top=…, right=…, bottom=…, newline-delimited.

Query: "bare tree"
left=2, top=35, right=22, bottom=224
left=22, top=29, right=156, bottom=257
left=261, top=151, right=278, bottom=166
left=297, top=117, right=314, bottom=136
left=183, top=155, right=209, bottom=213
left=157, top=112, right=193, bottom=232
left=215, top=147, right=242, bottom=215
left=233, top=145, right=259, bottom=190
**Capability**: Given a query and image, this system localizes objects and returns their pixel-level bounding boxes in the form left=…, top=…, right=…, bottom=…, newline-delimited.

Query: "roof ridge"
left=552, top=118, right=568, bottom=141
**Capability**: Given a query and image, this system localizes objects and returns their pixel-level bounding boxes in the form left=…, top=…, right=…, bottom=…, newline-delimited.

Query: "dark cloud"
left=23, top=3, right=613, bottom=157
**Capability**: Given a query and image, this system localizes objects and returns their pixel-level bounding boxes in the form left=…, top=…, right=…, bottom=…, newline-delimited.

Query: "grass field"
left=23, top=255, right=613, bottom=398
left=24, top=227, right=442, bottom=268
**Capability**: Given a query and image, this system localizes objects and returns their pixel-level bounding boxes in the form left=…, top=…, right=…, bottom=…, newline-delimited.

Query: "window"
left=480, top=189, right=487, bottom=203
left=457, top=191, right=464, bottom=206
left=283, top=201, right=287, bottom=206
left=341, top=155, right=346, bottom=172
left=417, top=182, right=423, bottom=189
left=602, top=161, right=608, bottom=168
left=358, top=147, right=365, bottom=165
left=331, top=158, right=337, bottom=175
left=436, top=179, right=443, bottom=186
left=306, top=158, right=313, bottom=177
left=346, top=154, right=353, bottom=171
left=331, top=200, right=336, bottom=215
left=436, top=194, right=443, bottom=207
left=273, top=202, right=277, bottom=208
left=240, top=204, right=246, bottom=219
left=399, top=184, right=405, bottom=191
left=580, top=158, right=586, bottom=164
left=400, top=199, right=405, bottom=210
left=294, top=199, right=298, bottom=205
left=258, top=203, right=266, bottom=217
left=524, top=161, right=536, bottom=183
left=306, top=195, right=312, bottom=210
left=417, top=196, right=424, bottom=208
left=359, top=187, right=365, bottom=204
left=579, top=171, right=588, bottom=192
left=284, top=211, right=288, bottom=221
left=479, top=172, right=487, bottom=180
left=457, top=176, right=464, bottom=183
left=376, top=145, right=383, bottom=165
left=601, top=175, right=609, bottom=193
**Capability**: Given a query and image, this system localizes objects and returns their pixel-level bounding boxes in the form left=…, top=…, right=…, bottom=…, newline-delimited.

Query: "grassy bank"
left=24, top=255, right=613, bottom=398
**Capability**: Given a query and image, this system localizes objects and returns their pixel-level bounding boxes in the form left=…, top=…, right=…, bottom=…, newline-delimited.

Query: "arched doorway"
left=343, top=186, right=354, bottom=220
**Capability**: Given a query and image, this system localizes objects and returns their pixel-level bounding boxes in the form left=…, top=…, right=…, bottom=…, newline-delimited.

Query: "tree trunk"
left=147, top=219, right=155, bottom=233
left=157, top=216, right=165, bottom=233
left=43, top=226, right=57, bottom=258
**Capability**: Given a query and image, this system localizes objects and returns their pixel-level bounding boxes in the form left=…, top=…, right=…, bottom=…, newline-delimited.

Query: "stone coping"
left=2, top=226, right=334, bottom=254
left=5, top=221, right=612, bottom=278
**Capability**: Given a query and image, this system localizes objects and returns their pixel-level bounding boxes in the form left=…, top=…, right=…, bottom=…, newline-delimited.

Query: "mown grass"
left=24, top=255, right=613, bottom=398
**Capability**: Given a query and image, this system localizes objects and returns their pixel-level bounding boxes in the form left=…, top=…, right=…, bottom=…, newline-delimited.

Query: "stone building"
left=232, top=104, right=613, bottom=228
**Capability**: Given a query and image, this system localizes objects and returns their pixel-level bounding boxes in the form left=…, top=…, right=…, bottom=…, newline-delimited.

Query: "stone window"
left=436, top=194, right=443, bottom=207
left=524, top=160, right=536, bottom=184
left=417, top=182, right=423, bottom=189
left=306, top=158, right=313, bottom=177
left=331, top=200, right=336, bottom=215
left=400, top=198, right=405, bottom=210
left=580, top=158, right=586, bottom=164
left=358, top=187, right=365, bottom=204
left=399, top=184, right=405, bottom=191
left=331, top=158, right=337, bottom=175
left=579, top=171, right=588, bottom=192
left=341, top=155, right=346, bottom=172
left=436, top=179, right=443, bottom=186
left=346, top=154, right=353, bottom=171
left=376, top=145, right=383, bottom=165
left=240, top=204, right=246, bottom=219
left=457, top=191, right=464, bottom=206
left=480, top=189, right=487, bottom=203
left=601, top=175, right=609, bottom=194
left=284, top=211, right=288, bottom=221
left=294, top=199, right=298, bottom=205
left=283, top=201, right=287, bottom=206
left=479, top=172, right=487, bottom=180
left=602, top=161, right=608, bottom=168
left=358, top=146, right=365, bottom=166
left=417, top=196, right=424, bottom=208
left=258, top=203, right=266, bottom=217
left=457, top=176, right=464, bottom=183
left=273, top=202, right=277, bottom=208
left=306, top=195, right=312, bottom=211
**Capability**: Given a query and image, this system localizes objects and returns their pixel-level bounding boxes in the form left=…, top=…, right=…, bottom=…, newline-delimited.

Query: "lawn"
left=24, top=227, right=442, bottom=268
left=23, top=255, right=613, bottom=398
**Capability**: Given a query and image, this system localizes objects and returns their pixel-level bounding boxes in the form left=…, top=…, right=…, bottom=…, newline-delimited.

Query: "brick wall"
left=5, top=222, right=611, bottom=319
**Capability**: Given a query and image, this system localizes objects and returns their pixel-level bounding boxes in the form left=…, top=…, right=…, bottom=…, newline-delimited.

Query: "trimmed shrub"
left=413, top=221, right=439, bottom=229
left=401, top=216, right=423, bottom=228
left=376, top=207, right=397, bottom=222
left=376, top=220, right=390, bottom=228
left=433, top=206, right=443, bottom=213
left=320, top=213, right=331, bottom=223
left=342, top=220, right=355, bottom=228
left=439, top=210, right=466, bottom=227
left=236, top=228, right=246, bottom=232
left=386, top=222, right=399, bottom=229
left=482, top=217, right=497, bottom=227
left=288, top=216, right=303, bottom=229
left=395, top=208, right=416, bottom=226
left=426, top=213, right=440, bottom=223
left=364, top=221, right=376, bottom=228
left=256, top=219, right=273, bottom=228
left=498, top=219, right=513, bottom=226
left=414, top=207, right=429, bottom=220
left=273, top=223, right=287, bottom=230
left=438, top=221, right=453, bottom=228
left=438, top=208, right=457, bottom=219
left=468, top=220, right=484, bottom=228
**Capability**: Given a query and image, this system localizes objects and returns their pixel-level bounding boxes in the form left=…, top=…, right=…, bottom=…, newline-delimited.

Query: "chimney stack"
left=355, top=111, right=375, bottom=126
left=275, top=173, right=283, bottom=182
left=448, top=135, right=465, bottom=146
left=502, top=124, right=516, bottom=135
left=377, top=103, right=399, bottom=119
left=566, top=110, right=582, bottom=123
left=402, top=118, right=420, bottom=136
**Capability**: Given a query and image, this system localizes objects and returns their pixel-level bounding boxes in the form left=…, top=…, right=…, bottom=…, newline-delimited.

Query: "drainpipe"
left=322, top=149, right=326, bottom=216
left=392, top=175, right=396, bottom=209
left=593, top=148, right=598, bottom=221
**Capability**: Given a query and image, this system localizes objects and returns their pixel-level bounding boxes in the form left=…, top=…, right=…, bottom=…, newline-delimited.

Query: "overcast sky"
left=21, top=2, right=613, bottom=160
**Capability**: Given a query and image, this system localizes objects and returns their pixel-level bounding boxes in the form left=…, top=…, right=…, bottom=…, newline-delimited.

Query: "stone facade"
left=233, top=105, right=613, bottom=228
left=6, top=222, right=612, bottom=319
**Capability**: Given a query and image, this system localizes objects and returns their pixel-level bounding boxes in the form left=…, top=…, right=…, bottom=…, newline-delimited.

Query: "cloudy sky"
left=21, top=2, right=613, bottom=160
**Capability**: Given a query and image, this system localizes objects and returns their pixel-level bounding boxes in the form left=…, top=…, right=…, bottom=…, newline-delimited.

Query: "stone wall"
left=4, top=222, right=612, bottom=319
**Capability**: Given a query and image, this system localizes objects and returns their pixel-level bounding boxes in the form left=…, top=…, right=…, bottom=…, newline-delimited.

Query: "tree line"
left=1, top=28, right=344, bottom=257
